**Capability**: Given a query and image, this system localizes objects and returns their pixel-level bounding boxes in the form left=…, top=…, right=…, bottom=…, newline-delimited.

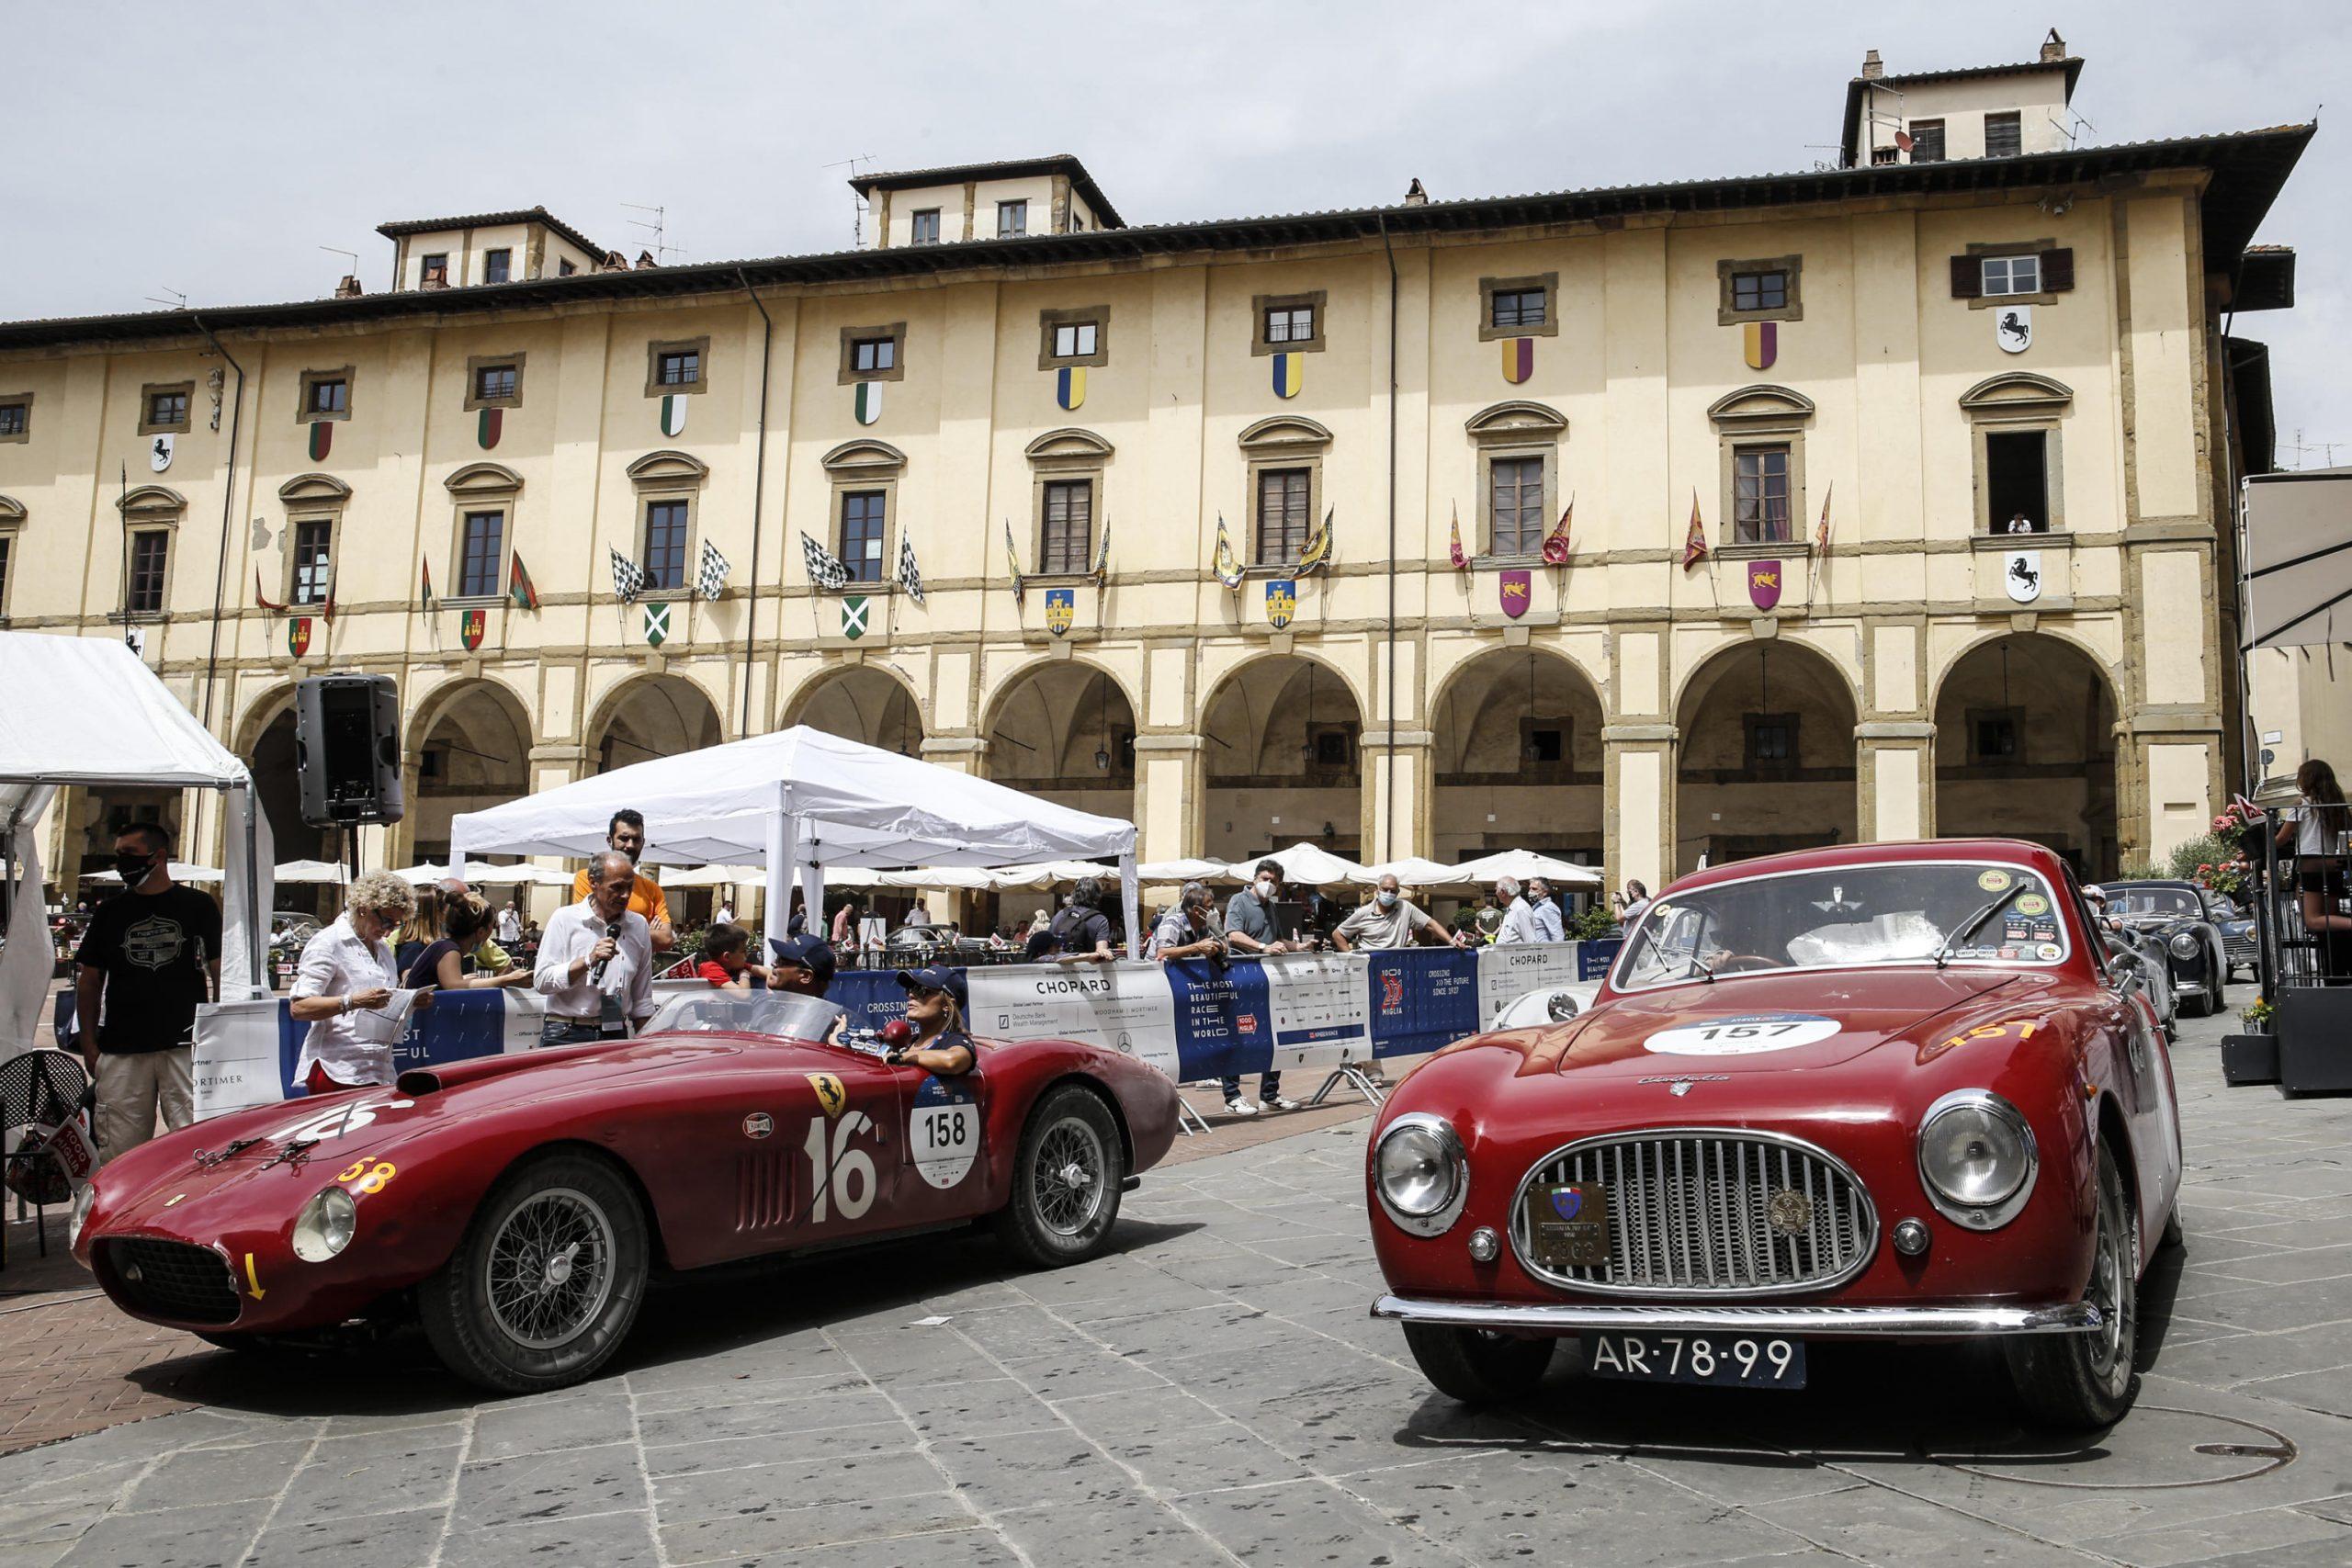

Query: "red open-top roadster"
left=1370, top=840, right=2182, bottom=1428
left=74, top=992, right=1180, bottom=1391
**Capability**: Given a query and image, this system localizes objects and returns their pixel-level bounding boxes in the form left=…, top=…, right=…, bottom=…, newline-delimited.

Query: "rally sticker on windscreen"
left=1645, top=1013, right=1843, bottom=1056
left=910, top=1077, right=979, bottom=1189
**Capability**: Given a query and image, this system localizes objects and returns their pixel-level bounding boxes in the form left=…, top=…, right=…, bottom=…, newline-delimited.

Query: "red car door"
left=882, top=1062, right=995, bottom=1225
left=786, top=1047, right=912, bottom=1244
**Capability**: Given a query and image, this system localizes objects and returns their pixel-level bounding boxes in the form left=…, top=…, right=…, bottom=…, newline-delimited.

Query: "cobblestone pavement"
left=14, top=992, right=2352, bottom=1567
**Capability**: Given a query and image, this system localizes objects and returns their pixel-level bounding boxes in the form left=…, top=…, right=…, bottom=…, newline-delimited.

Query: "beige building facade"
left=0, top=50, right=2311, bottom=899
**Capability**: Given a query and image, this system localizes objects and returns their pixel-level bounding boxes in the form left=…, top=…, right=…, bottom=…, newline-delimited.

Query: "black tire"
left=1402, top=1322, right=1556, bottom=1404
left=992, top=1084, right=1125, bottom=1268
left=2005, top=1143, right=2139, bottom=1429
left=417, top=1150, right=650, bottom=1393
left=2177, top=976, right=2211, bottom=1018
left=2161, top=1202, right=2186, bottom=1251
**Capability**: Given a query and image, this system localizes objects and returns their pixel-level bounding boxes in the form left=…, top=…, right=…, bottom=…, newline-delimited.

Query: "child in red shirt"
left=695, top=922, right=772, bottom=992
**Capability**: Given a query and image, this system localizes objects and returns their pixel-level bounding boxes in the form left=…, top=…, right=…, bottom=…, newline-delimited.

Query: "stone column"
left=1603, top=724, right=1676, bottom=892
left=1130, top=733, right=1204, bottom=866
left=1371, top=729, right=1434, bottom=867
left=1855, top=722, right=1936, bottom=844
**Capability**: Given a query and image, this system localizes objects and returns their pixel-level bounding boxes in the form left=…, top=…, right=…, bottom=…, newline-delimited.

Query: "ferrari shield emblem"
left=1045, top=586, right=1074, bottom=637
left=1264, top=578, right=1295, bottom=630
left=1498, top=569, right=1532, bottom=619
left=1500, top=337, right=1533, bottom=385
left=149, top=433, right=174, bottom=472
left=806, top=1073, right=848, bottom=1119
left=1996, top=304, right=2033, bottom=355
left=287, top=616, right=312, bottom=658
left=2004, top=548, right=2042, bottom=604
left=459, top=607, right=485, bottom=652
left=643, top=602, right=671, bottom=647
left=1747, top=560, right=1782, bottom=611
left=841, top=594, right=869, bottom=640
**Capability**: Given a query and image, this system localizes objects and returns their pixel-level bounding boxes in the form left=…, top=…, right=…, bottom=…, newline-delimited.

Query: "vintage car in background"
left=2100, top=880, right=2232, bottom=1015
left=1489, top=980, right=1602, bottom=1030
left=74, top=991, right=1180, bottom=1392
left=1370, top=840, right=2181, bottom=1429
left=2211, top=896, right=2258, bottom=982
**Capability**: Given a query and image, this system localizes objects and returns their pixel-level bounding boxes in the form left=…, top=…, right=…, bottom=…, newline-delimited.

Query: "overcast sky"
left=7, top=1, right=2343, bottom=463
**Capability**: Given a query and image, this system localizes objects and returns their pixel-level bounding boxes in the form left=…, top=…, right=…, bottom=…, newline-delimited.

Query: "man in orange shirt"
left=569, top=808, right=676, bottom=952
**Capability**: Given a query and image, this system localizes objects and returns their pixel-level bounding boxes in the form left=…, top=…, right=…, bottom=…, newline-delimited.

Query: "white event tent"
left=1452, top=849, right=1604, bottom=888
left=448, top=727, right=1140, bottom=950
left=0, top=635, right=275, bottom=1055
left=272, top=859, right=350, bottom=886
left=1233, top=841, right=1368, bottom=888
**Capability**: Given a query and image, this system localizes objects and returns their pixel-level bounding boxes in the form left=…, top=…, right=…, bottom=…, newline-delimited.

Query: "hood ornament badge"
left=1636, top=1074, right=1731, bottom=1097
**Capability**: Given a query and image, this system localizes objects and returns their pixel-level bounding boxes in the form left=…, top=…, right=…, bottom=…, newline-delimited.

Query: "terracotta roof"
left=849, top=155, right=1125, bottom=229
left=373, top=206, right=605, bottom=261
left=0, top=126, right=2311, bottom=354
left=1840, top=56, right=2086, bottom=167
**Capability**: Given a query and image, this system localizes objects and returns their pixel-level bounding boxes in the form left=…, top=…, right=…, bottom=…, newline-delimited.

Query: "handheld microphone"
left=589, top=919, right=622, bottom=987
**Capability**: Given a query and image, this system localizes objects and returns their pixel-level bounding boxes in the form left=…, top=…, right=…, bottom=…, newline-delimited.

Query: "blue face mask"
left=1376, top=891, right=1399, bottom=909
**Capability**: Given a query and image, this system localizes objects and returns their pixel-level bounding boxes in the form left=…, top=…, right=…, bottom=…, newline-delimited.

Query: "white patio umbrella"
left=1138, top=858, right=1235, bottom=883
left=86, top=861, right=223, bottom=884
left=1452, top=850, right=1604, bottom=887
left=1359, top=856, right=1480, bottom=889
left=1232, top=841, right=1368, bottom=887
left=391, top=861, right=573, bottom=888
left=272, top=859, right=350, bottom=885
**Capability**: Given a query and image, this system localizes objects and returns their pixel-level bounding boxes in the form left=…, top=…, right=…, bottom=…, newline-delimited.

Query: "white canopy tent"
left=390, top=861, right=575, bottom=889
left=449, top=726, right=1141, bottom=951
left=1229, top=841, right=1369, bottom=888
left=0, top=635, right=275, bottom=1058
left=2243, top=468, right=2352, bottom=652
left=1138, top=857, right=1235, bottom=885
left=1451, top=849, right=1604, bottom=888
left=272, top=859, right=350, bottom=886
left=85, top=861, right=225, bottom=885
left=1357, top=855, right=1479, bottom=889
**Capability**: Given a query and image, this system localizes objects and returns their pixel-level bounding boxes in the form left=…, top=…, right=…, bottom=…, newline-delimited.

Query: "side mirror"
left=2106, top=959, right=2142, bottom=996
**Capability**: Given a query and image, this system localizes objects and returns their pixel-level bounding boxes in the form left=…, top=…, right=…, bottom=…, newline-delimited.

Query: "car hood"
left=1554, top=969, right=2025, bottom=1078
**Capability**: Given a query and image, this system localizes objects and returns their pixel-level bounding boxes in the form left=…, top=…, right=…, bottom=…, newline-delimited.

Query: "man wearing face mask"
left=1331, top=874, right=1469, bottom=952
left=73, top=824, right=220, bottom=1160
left=1524, top=876, right=1566, bottom=943
left=1492, top=876, right=1544, bottom=945
left=1148, top=881, right=1226, bottom=961
left=1221, top=859, right=1300, bottom=1114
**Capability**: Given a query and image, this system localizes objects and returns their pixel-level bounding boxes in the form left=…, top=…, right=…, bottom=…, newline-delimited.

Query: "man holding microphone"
left=535, top=852, right=654, bottom=1043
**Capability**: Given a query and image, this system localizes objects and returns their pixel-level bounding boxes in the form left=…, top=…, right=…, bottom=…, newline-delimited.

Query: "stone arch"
left=981, top=659, right=1138, bottom=819
left=401, top=677, right=536, bottom=863
left=117, top=484, right=187, bottom=523
left=1705, top=384, right=1817, bottom=428
left=0, top=495, right=23, bottom=525
left=625, top=449, right=709, bottom=485
left=1023, top=427, right=1114, bottom=462
left=1427, top=644, right=1606, bottom=871
left=1463, top=400, right=1567, bottom=439
left=1930, top=631, right=2121, bottom=878
left=277, top=473, right=351, bottom=505
left=1958, top=371, right=2075, bottom=416
left=1673, top=637, right=1860, bottom=874
left=780, top=662, right=925, bottom=755
left=443, top=462, right=524, bottom=499
left=1199, top=651, right=1366, bottom=861
left=586, top=671, right=724, bottom=775
left=1236, top=414, right=1333, bottom=454
left=820, top=438, right=909, bottom=474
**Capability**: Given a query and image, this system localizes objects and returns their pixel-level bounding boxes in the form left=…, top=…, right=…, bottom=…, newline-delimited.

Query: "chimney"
left=636, top=249, right=659, bottom=269
left=2040, top=28, right=2066, bottom=62
left=1403, top=177, right=1429, bottom=207
left=334, top=275, right=364, bottom=299
left=1860, top=49, right=1884, bottom=79
left=598, top=250, right=628, bottom=272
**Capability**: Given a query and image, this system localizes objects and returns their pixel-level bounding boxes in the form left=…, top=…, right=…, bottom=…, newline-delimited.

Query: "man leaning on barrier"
left=1149, top=882, right=1226, bottom=961
left=1330, top=874, right=1470, bottom=953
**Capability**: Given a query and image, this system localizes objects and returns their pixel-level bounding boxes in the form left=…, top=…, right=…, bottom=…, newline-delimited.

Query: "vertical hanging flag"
left=1742, top=321, right=1777, bottom=371
left=695, top=538, right=730, bottom=600
left=1089, top=518, right=1112, bottom=586
left=896, top=533, right=926, bottom=605
left=254, top=568, right=288, bottom=614
left=1681, top=491, right=1710, bottom=571
left=308, top=422, right=333, bottom=461
left=1500, top=338, right=1534, bottom=385
left=477, top=407, right=503, bottom=450
left=1270, top=354, right=1302, bottom=400
left=1297, top=508, right=1333, bottom=575
left=1449, top=502, right=1469, bottom=570
left=610, top=547, right=647, bottom=604
left=288, top=617, right=313, bottom=658
left=642, top=603, right=672, bottom=646
left=1541, top=494, right=1575, bottom=566
left=508, top=552, right=539, bottom=611
left=659, top=395, right=688, bottom=437
left=1056, top=366, right=1086, bottom=412
left=798, top=532, right=850, bottom=592
left=1212, top=513, right=1245, bottom=591
left=460, top=607, right=487, bottom=651
left=417, top=559, right=435, bottom=615
left=853, top=381, right=884, bottom=425
left=1002, top=519, right=1025, bottom=606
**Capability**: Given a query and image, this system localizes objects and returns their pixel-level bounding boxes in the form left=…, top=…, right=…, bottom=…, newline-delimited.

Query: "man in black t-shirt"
left=73, top=824, right=220, bottom=1161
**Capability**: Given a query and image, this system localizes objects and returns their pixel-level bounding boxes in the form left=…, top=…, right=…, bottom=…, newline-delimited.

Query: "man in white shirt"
left=535, top=852, right=655, bottom=1043
left=1493, top=877, right=1544, bottom=945
left=1526, top=876, right=1566, bottom=943
left=496, top=899, right=523, bottom=945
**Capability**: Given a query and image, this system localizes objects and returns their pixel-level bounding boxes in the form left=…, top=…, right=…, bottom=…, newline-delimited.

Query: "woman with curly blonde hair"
left=289, top=871, right=416, bottom=1092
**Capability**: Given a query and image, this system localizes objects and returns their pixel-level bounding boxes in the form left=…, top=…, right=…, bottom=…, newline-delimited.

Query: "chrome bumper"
left=1372, top=1293, right=2100, bottom=1337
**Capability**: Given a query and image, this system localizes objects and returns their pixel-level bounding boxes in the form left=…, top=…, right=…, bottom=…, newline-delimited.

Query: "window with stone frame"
left=1733, top=444, right=1793, bottom=543
left=291, top=518, right=334, bottom=604
left=1255, top=467, right=1311, bottom=564
left=458, top=510, right=503, bottom=598
left=839, top=490, right=888, bottom=583
left=0, top=398, right=26, bottom=440
left=1040, top=479, right=1093, bottom=575
left=1489, top=455, right=1546, bottom=556
left=997, top=200, right=1027, bottom=238
left=1264, top=302, right=1315, bottom=344
left=1489, top=287, right=1547, bottom=330
left=304, top=375, right=349, bottom=417
left=910, top=209, right=942, bottom=245
left=851, top=336, right=896, bottom=376
left=1981, top=254, right=2041, bottom=297
left=482, top=248, right=513, bottom=284
left=643, top=499, right=691, bottom=591
left=144, top=387, right=190, bottom=433
left=654, top=348, right=700, bottom=387
left=1052, top=321, right=1097, bottom=360
left=1732, top=270, right=1788, bottom=313
left=473, top=362, right=519, bottom=402
left=126, top=530, right=169, bottom=614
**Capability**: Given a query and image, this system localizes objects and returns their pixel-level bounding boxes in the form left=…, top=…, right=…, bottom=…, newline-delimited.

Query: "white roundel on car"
left=1644, top=1013, right=1842, bottom=1056
left=910, top=1077, right=979, bottom=1189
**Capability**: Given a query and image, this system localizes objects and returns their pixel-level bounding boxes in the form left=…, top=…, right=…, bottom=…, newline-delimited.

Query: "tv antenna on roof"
left=318, top=244, right=359, bottom=286
left=824, top=154, right=878, bottom=246
left=622, top=203, right=688, bottom=264
left=145, top=286, right=187, bottom=310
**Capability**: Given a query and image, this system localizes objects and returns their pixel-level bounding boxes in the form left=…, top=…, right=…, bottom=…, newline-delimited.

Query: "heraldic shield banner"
left=1747, top=560, right=1782, bottom=611
left=1045, top=586, right=1074, bottom=636
left=1498, top=569, right=1532, bottom=619
left=1264, top=579, right=1295, bottom=630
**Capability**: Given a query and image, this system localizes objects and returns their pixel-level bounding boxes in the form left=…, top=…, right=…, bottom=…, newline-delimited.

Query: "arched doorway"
left=409, top=681, right=534, bottom=865
left=783, top=666, right=923, bottom=756
left=1934, top=634, right=2119, bottom=878
left=236, top=690, right=329, bottom=867
left=983, top=662, right=1136, bottom=821
left=1200, top=656, right=1363, bottom=862
left=593, top=673, right=723, bottom=775
left=1430, top=647, right=1604, bottom=869
left=1675, top=640, right=1859, bottom=875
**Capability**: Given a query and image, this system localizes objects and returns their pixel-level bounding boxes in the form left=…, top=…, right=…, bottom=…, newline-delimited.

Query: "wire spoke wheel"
left=482, top=1187, right=616, bottom=1351
left=1034, top=1119, right=1108, bottom=1236
left=2086, top=1158, right=2134, bottom=1385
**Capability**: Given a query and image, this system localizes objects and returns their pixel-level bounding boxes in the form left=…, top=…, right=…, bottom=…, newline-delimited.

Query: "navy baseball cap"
left=770, top=934, right=837, bottom=990
left=895, top=964, right=968, bottom=1010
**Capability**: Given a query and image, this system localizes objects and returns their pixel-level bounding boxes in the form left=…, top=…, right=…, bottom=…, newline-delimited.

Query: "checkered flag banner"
left=695, top=538, right=731, bottom=600
left=800, top=531, right=850, bottom=592
left=608, top=547, right=646, bottom=604
left=897, top=532, right=926, bottom=606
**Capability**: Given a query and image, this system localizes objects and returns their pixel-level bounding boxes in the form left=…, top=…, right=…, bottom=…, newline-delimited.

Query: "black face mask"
left=114, top=852, right=156, bottom=885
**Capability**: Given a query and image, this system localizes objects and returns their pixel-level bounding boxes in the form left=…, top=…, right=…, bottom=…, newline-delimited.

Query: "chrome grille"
left=1511, top=1130, right=1876, bottom=1296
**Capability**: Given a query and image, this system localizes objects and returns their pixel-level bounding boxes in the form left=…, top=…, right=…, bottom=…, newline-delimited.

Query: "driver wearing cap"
left=890, top=964, right=976, bottom=1076
left=771, top=934, right=837, bottom=998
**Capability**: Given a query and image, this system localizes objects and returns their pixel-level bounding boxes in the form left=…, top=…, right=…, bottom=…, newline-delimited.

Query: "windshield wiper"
left=1687, top=953, right=1716, bottom=984
left=1935, top=886, right=2025, bottom=969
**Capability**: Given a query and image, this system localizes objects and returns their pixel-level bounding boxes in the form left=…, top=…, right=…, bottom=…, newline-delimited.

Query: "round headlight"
left=1374, top=1114, right=1468, bottom=1235
left=291, top=1184, right=358, bottom=1262
left=2169, top=931, right=2199, bottom=958
left=69, top=1183, right=96, bottom=1249
left=1917, top=1091, right=2038, bottom=1228
left=1545, top=991, right=1581, bottom=1023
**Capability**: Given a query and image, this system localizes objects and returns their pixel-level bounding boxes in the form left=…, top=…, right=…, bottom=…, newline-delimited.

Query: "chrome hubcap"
left=1035, top=1121, right=1108, bottom=1237
left=485, top=1188, right=616, bottom=1350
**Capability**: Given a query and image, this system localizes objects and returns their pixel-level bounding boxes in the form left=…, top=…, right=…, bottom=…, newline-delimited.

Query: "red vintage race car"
left=73, top=990, right=1180, bottom=1392
left=1370, top=840, right=2182, bottom=1429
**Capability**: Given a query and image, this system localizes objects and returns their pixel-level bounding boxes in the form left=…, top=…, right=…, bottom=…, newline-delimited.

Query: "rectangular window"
left=127, top=531, right=168, bottom=614
left=839, top=491, right=888, bottom=583
left=1973, top=712, right=2022, bottom=762
left=1730, top=270, right=1788, bottom=313
left=1908, top=119, right=1946, bottom=163
left=1982, top=254, right=2041, bottom=296
left=1490, top=288, right=1547, bottom=330
left=1733, top=445, right=1792, bottom=543
left=643, top=500, right=690, bottom=591
left=851, top=336, right=896, bottom=375
left=458, top=510, right=503, bottom=598
left=146, top=389, right=188, bottom=430
left=1489, top=456, right=1545, bottom=556
left=473, top=363, right=518, bottom=402
left=305, top=377, right=348, bottom=416
left=910, top=208, right=942, bottom=245
left=1526, top=728, right=1563, bottom=763
left=655, top=349, right=700, bottom=387
left=291, top=519, right=333, bottom=604
left=0, top=535, right=12, bottom=614
left=1745, top=714, right=1797, bottom=768
left=1264, top=303, right=1316, bottom=344
left=1051, top=321, right=1098, bottom=360
left=997, top=199, right=1027, bottom=238
left=1985, top=430, right=2049, bottom=533
left=0, top=401, right=25, bottom=438
left=1041, top=479, right=1093, bottom=575
left=482, top=248, right=512, bottom=284
left=558, top=258, right=577, bottom=276
left=421, top=254, right=448, bottom=286
left=1984, top=110, right=2022, bottom=159
left=1255, top=468, right=1311, bottom=564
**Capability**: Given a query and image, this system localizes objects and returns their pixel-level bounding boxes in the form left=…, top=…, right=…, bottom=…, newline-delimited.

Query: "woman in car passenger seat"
left=888, top=964, right=976, bottom=1076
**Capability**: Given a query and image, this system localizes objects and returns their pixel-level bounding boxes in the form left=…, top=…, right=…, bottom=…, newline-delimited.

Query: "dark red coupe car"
left=74, top=992, right=1180, bottom=1392
left=1370, top=840, right=2181, bottom=1428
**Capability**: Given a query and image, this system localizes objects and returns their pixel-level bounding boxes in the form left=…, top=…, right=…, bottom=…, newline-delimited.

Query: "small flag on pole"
left=897, top=533, right=926, bottom=606
left=1814, top=481, right=1834, bottom=560
left=1541, top=494, right=1574, bottom=566
left=1089, top=517, right=1112, bottom=586
left=609, top=547, right=647, bottom=604
left=695, top=538, right=730, bottom=600
left=1002, top=519, right=1025, bottom=606
left=1212, top=514, right=1245, bottom=591
left=254, top=568, right=288, bottom=614
left=1449, top=502, right=1469, bottom=570
left=509, top=551, right=540, bottom=611
left=1681, top=491, right=1710, bottom=572
left=417, top=559, right=435, bottom=615
left=1297, top=507, right=1332, bottom=575
left=799, top=532, right=849, bottom=592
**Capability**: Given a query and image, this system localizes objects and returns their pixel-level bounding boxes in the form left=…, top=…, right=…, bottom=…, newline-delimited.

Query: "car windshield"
left=643, top=989, right=845, bottom=1041
left=2110, top=887, right=2199, bottom=918
left=1615, top=862, right=2072, bottom=990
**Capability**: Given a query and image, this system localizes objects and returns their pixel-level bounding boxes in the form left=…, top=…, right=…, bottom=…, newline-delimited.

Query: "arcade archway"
left=593, top=673, right=723, bottom=775
left=983, top=662, right=1136, bottom=822
left=1675, top=639, right=1859, bottom=875
left=408, top=681, right=534, bottom=865
left=1430, top=647, right=1604, bottom=870
left=1934, top=633, right=2120, bottom=878
left=1200, top=655, right=1363, bottom=862
left=783, top=666, right=923, bottom=756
